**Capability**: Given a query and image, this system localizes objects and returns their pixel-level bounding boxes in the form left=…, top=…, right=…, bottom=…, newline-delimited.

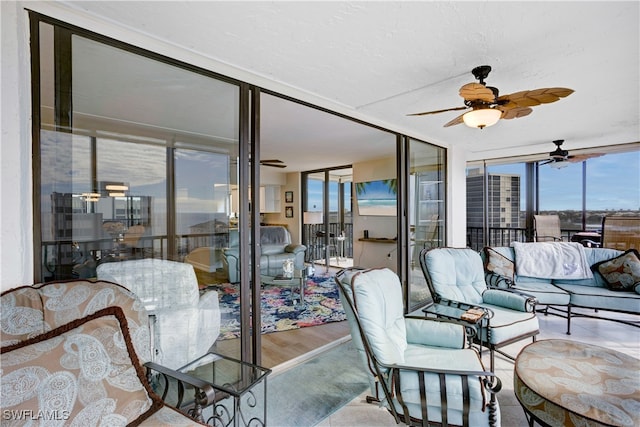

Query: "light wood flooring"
left=206, top=265, right=352, bottom=372
left=212, top=320, right=351, bottom=370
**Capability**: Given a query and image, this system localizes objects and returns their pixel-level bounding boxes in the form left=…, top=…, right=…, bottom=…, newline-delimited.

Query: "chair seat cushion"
left=140, top=405, right=205, bottom=426
left=476, top=304, right=539, bottom=345
left=512, top=282, right=571, bottom=306
left=554, top=283, right=640, bottom=313
left=394, top=345, right=495, bottom=426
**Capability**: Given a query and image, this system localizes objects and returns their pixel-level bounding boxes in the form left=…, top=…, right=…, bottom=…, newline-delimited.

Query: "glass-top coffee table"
left=261, top=268, right=306, bottom=305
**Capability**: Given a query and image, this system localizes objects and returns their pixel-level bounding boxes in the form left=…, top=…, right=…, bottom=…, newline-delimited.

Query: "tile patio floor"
left=316, top=309, right=640, bottom=427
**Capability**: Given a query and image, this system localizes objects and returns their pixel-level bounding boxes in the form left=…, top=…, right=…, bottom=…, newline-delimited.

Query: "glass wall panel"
left=35, top=21, right=241, bottom=363
left=466, top=163, right=527, bottom=249
left=304, top=172, right=326, bottom=267
left=408, top=139, right=446, bottom=311
left=466, top=148, right=639, bottom=250
left=585, top=151, right=640, bottom=229
left=539, top=162, right=582, bottom=232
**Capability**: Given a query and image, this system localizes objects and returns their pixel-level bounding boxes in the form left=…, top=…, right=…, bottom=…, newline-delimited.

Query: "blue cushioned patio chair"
left=420, top=247, right=539, bottom=371
left=335, top=267, right=501, bottom=427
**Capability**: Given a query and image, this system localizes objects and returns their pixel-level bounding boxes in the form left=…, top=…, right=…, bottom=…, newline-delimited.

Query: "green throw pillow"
left=592, top=249, right=640, bottom=292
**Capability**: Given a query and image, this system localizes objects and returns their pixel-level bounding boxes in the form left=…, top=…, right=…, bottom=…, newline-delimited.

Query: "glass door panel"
left=35, top=22, right=242, bottom=362
left=303, top=172, right=326, bottom=270
left=408, top=139, right=446, bottom=311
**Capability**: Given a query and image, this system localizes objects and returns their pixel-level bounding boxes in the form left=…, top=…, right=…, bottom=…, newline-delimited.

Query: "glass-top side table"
left=179, top=352, right=272, bottom=427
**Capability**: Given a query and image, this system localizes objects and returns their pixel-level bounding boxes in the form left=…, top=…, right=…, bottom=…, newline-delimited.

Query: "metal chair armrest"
left=145, top=361, right=216, bottom=423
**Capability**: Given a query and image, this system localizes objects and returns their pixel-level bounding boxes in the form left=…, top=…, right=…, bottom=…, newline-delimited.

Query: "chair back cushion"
left=421, top=248, right=486, bottom=305
left=260, top=226, right=292, bottom=246
left=97, top=259, right=199, bottom=311
left=1, top=280, right=152, bottom=364
left=1, top=306, right=161, bottom=425
left=343, top=268, right=407, bottom=365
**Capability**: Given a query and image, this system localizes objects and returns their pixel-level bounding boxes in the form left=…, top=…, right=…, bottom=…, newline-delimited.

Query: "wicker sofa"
left=482, top=243, right=640, bottom=334
left=1, top=280, right=206, bottom=425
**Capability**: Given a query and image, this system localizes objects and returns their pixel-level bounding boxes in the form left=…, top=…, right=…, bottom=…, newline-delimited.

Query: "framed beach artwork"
left=285, top=206, right=294, bottom=218
left=355, top=179, right=397, bottom=216
left=285, top=191, right=293, bottom=203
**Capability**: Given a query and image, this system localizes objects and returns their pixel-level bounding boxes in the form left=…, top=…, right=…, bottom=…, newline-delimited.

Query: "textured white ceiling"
left=57, top=1, right=639, bottom=170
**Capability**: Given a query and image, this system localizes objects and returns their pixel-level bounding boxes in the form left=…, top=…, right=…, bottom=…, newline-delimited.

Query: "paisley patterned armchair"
left=0, top=280, right=206, bottom=425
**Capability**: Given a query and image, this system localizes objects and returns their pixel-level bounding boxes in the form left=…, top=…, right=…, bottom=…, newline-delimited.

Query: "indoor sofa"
left=482, top=243, right=640, bottom=334
left=222, top=225, right=306, bottom=283
left=1, top=280, right=206, bottom=425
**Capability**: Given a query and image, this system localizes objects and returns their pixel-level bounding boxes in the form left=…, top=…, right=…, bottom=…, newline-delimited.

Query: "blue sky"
left=305, top=151, right=639, bottom=213
left=488, top=151, right=639, bottom=211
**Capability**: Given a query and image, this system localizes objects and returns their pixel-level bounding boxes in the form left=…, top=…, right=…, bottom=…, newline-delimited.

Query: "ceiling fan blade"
left=499, top=87, right=574, bottom=108
left=407, top=106, right=468, bottom=116
left=539, top=159, right=554, bottom=165
left=443, top=113, right=466, bottom=127
left=498, top=106, right=532, bottom=120
left=459, top=83, right=495, bottom=102
left=261, top=162, right=287, bottom=168
left=567, top=153, right=605, bottom=163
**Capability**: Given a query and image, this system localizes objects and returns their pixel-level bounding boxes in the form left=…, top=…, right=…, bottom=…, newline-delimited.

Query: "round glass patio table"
left=514, top=339, right=640, bottom=427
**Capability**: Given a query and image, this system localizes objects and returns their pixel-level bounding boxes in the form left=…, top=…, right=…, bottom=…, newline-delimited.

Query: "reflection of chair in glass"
left=97, top=258, right=220, bottom=369
left=420, top=247, right=539, bottom=371
left=412, top=214, right=440, bottom=267
left=185, top=246, right=223, bottom=273
left=122, top=224, right=146, bottom=256
left=601, top=215, right=640, bottom=250
left=533, top=214, right=562, bottom=242
left=335, top=267, right=501, bottom=427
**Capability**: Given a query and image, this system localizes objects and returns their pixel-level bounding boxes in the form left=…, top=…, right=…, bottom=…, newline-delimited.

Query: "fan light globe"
left=550, top=161, right=569, bottom=169
left=463, top=108, right=502, bottom=129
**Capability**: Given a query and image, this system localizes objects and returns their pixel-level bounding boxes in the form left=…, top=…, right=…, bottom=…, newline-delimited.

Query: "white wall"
left=352, top=157, right=398, bottom=271
left=448, top=144, right=469, bottom=247
left=1, top=2, right=34, bottom=291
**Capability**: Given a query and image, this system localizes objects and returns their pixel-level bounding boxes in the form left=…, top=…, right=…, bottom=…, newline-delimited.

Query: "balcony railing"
left=467, top=226, right=590, bottom=252
left=303, top=223, right=353, bottom=262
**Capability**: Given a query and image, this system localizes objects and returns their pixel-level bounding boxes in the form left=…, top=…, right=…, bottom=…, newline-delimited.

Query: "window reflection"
left=176, top=149, right=233, bottom=283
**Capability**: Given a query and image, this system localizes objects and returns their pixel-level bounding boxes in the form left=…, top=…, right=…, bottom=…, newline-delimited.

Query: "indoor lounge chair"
left=420, top=247, right=539, bottom=372
left=335, top=267, right=501, bottom=427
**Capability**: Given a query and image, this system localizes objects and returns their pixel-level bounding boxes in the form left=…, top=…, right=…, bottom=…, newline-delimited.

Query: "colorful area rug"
left=207, top=275, right=346, bottom=340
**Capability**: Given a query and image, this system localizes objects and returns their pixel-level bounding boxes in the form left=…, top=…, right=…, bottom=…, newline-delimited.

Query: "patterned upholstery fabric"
left=1, top=307, right=162, bottom=425
left=0, top=281, right=205, bottom=426
left=1, top=280, right=151, bottom=364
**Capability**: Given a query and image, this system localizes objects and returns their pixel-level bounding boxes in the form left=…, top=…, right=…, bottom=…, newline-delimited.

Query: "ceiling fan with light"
left=539, top=139, right=604, bottom=168
left=408, top=65, right=574, bottom=129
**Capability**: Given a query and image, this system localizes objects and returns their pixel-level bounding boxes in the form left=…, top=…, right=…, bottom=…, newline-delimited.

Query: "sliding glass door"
left=33, top=17, right=244, bottom=360
left=407, top=139, right=446, bottom=311
left=302, top=167, right=352, bottom=271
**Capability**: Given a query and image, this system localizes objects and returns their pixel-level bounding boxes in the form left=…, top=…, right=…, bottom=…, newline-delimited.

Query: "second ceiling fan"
left=539, top=140, right=604, bottom=167
left=408, top=65, right=574, bottom=129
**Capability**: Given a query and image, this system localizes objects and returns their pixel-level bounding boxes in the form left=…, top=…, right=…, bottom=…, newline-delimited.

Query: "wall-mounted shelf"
left=358, top=238, right=396, bottom=244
